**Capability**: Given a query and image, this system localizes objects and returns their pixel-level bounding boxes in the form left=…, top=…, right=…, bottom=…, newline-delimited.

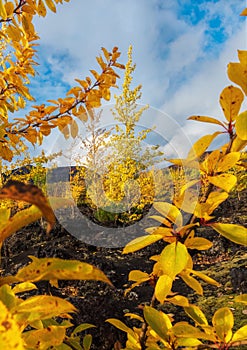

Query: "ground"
left=1, top=189, right=247, bottom=349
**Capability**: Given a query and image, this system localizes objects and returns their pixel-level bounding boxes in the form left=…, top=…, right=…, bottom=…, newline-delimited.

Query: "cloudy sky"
left=27, top=0, right=246, bottom=161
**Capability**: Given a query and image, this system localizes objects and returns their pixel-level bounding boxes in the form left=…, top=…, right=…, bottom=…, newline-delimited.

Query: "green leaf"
left=160, top=242, right=189, bottom=278
left=219, top=86, right=244, bottom=122
left=212, top=307, right=234, bottom=343
left=71, top=323, right=96, bottom=337
left=153, top=202, right=183, bottom=227
left=235, top=111, right=247, bottom=140
left=122, top=234, right=163, bottom=254
left=83, top=334, right=93, bottom=350
left=155, top=274, right=173, bottom=303
left=144, top=306, right=172, bottom=341
left=210, top=223, right=247, bottom=246
left=105, top=318, right=139, bottom=344
left=0, top=284, right=16, bottom=309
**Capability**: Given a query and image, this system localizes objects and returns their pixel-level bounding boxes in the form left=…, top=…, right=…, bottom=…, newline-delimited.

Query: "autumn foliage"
left=0, top=1, right=247, bottom=350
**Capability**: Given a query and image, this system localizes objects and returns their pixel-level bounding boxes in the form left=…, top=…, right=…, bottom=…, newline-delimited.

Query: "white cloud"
left=30, top=0, right=246, bottom=157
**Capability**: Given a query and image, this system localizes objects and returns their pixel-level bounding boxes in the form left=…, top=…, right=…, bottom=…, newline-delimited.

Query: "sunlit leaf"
left=212, top=307, right=234, bottom=343
left=188, top=115, right=225, bottom=127
left=216, top=152, right=240, bottom=172
left=153, top=202, right=183, bottom=227
left=160, top=242, right=189, bottom=278
left=0, top=300, right=24, bottom=350
left=45, top=0, right=56, bottom=13
left=185, top=237, right=213, bottom=250
left=128, top=270, right=149, bottom=281
left=144, top=306, right=172, bottom=341
left=235, top=294, right=247, bottom=305
left=227, top=50, right=247, bottom=95
left=22, top=325, right=66, bottom=349
left=122, top=234, right=163, bottom=254
left=187, top=132, right=221, bottom=159
left=0, top=256, right=112, bottom=287
left=208, top=173, right=237, bottom=192
left=184, top=304, right=208, bottom=325
left=12, top=282, right=37, bottom=294
left=0, top=0, right=7, bottom=20
left=231, top=325, right=247, bottom=342
left=210, top=223, right=247, bottom=246
left=219, top=85, right=244, bottom=122
left=235, top=111, right=247, bottom=140
left=167, top=295, right=189, bottom=307
left=188, top=269, right=220, bottom=287
left=155, top=274, right=173, bottom=303
left=180, top=273, right=203, bottom=295
left=171, top=322, right=214, bottom=341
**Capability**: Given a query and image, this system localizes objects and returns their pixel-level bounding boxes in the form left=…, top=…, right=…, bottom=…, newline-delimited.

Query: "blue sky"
left=22, top=0, right=246, bottom=160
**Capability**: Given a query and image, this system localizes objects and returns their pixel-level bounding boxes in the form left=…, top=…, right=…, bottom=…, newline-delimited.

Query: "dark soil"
left=1, top=189, right=247, bottom=350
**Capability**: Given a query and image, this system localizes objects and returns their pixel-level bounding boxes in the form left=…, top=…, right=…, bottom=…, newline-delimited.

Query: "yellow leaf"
left=188, top=269, right=220, bottom=287
left=105, top=319, right=139, bottom=345
left=153, top=202, right=183, bottom=227
left=70, top=119, right=78, bottom=138
left=128, top=270, right=149, bottom=282
left=188, top=115, right=225, bottom=127
left=227, top=50, right=247, bottom=95
left=167, top=295, right=189, bottom=307
left=235, top=294, right=247, bottom=305
left=144, top=306, right=172, bottom=341
left=216, top=152, right=240, bottom=172
left=180, top=273, right=203, bottom=295
left=235, top=111, right=247, bottom=140
left=148, top=215, right=172, bottom=227
left=5, top=1, right=14, bottom=16
left=12, top=282, right=37, bottom=294
left=187, top=132, right=221, bottom=159
left=171, top=322, right=214, bottom=341
left=6, top=25, right=22, bottom=42
left=184, top=305, right=208, bottom=326
left=230, top=135, right=247, bottom=152
left=231, top=325, right=247, bottom=342
left=208, top=173, right=237, bottom=192
left=185, top=237, right=213, bottom=250
left=160, top=242, right=189, bottom=278
left=200, top=149, right=221, bottom=173
left=219, top=86, right=244, bottom=122
left=210, top=223, right=247, bottom=246
left=45, top=0, right=56, bottom=13
left=155, top=274, right=173, bottom=303
left=0, top=301, right=25, bottom=350
left=0, top=0, right=7, bottom=20
left=22, top=326, right=66, bottom=349
left=37, top=0, right=47, bottom=17
left=0, top=208, right=11, bottom=231
left=212, top=307, right=233, bottom=343
left=122, top=234, right=163, bottom=254
left=240, top=8, right=247, bottom=16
